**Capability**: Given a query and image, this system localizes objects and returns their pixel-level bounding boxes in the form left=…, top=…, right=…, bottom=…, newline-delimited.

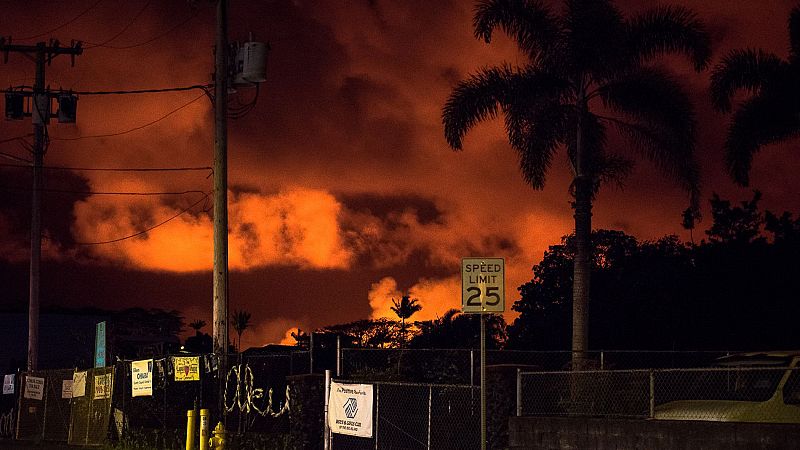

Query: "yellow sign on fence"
left=173, top=356, right=200, bottom=381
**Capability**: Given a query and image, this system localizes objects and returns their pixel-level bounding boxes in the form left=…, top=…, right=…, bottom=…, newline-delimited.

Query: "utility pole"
left=0, top=38, right=82, bottom=371
left=212, top=0, right=229, bottom=415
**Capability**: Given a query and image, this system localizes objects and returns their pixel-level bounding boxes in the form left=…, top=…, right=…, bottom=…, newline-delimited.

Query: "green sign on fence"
left=94, top=321, right=106, bottom=368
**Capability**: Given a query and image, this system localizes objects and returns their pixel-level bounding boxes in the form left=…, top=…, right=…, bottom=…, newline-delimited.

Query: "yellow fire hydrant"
left=209, top=422, right=226, bottom=449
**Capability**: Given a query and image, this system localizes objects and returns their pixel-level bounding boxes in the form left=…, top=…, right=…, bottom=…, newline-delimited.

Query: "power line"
left=4, top=84, right=211, bottom=96
left=74, top=191, right=210, bottom=245
left=0, top=152, right=31, bottom=164
left=74, top=84, right=212, bottom=95
left=17, top=0, right=105, bottom=41
left=82, top=6, right=201, bottom=50
left=83, top=0, right=152, bottom=49
left=49, top=92, right=206, bottom=141
left=0, top=186, right=207, bottom=196
left=0, top=135, right=33, bottom=145
left=0, top=162, right=211, bottom=173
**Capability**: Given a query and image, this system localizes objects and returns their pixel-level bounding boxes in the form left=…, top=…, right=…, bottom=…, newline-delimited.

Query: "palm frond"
left=473, top=0, right=560, bottom=58
left=608, top=118, right=700, bottom=210
left=564, top=0, right=627, bottom=76
left=709, top=49, right=785, bottom=112
left=506, top=100, right=569, bottom=189
left=599, top=66, right=695, bottom=148
left=725, top=94, right=800, bottom=186
left=626, top=5, right=711, bottom=72
left=790, top=7, right=800, bottom=62
left=593, top=154, right=634, bottom=190
left=442, top=65, right=519, bottom=149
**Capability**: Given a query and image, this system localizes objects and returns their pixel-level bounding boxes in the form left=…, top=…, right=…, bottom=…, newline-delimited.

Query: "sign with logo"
left=94, top=321, right=106, bottom=368
left=23, top=376, right=44, bottom=400
left=3, top=374, right=14, bottom=394
left=328, top=381, right=373, bottom=438
left=72, top=371, right=86, bottom=398
left=461, top=257, right=505, bottom=313
left=173, top=356, right=200, bottom=381
left=94, top=373, right=112, bottom=400
left=62, top=379, right=73, bottom=399
left=131, top=359, right=153, bottom=397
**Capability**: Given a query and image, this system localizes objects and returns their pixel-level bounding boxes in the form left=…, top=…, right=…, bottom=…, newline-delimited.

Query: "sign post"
left=461, top=257, right=505, bottom=450
left=94, top=321, right=106, bottom=368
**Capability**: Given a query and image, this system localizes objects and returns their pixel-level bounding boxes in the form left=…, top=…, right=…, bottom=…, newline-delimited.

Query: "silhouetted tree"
left=189, top=320, right=206, bottom=334
left=508, top=196, right=800, bottom=351
left=410, top=309, right=507, bottom=349
left=681, top=207, right=700, bottom=245
left=391, top=295, right=422, bottom=346
left=442, top=0, right=710, bottom=366
left=231, top=310, right=252, bottom=353
left=291, top=329, right=309, bottom=349
left=322, top=319, right=399, bottom=348
left=706, top=191, right=764, bottom=244
left=709, top=6, right=800, bottom=186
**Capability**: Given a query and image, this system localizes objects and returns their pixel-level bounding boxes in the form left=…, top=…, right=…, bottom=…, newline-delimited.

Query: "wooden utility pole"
left=212, top=0, right=229, bottom=356
left=0, top=39, right=82, bottom=371
left=213, top=0, right=229, bottom=417
left=30, top=43, right=45, bottom=374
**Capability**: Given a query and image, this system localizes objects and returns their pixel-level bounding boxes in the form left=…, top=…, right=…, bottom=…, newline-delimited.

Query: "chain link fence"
left=68, top=366, right=115, bottom=446
left=518, top=367, right=800, bottom=423
left=340, top=349, right=730, bottom=383
left=15, top=369, right=73, bottom=441
left=331, top=380, right=480, bottom=450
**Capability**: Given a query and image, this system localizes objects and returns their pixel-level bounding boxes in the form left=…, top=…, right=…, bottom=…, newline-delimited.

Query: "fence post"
left=374, top=384, right=380, bottom=450
left=41, top=372, right=48, bottom=440
left=323, top=370, right=330, bottom=450
left=427, top=385, right=432, bottom=450
left=310, top=333, right=315, bottom=375
left=336, top=335, right=341, bottom=377
left=470, top=349, right=474, bottom=387
left=600, top=351, right=605, bottom=370
left=649, top=369, right=655, bottom=418
left=516, top=368, right=522, bottom=417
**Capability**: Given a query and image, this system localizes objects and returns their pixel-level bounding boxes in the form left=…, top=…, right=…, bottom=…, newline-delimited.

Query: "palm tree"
left=231, top=309, right=252, bottom=354
left=709, top=6, right=800, bottom=186
left=189, top=320, right=207, bottom=335
left=443, top=0, right=710, bottom=367
left=391, top=295, right=422, bottom=345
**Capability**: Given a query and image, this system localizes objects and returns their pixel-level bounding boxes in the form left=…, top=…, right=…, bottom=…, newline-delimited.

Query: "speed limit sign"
left=461, top=257, right=504, bottom=313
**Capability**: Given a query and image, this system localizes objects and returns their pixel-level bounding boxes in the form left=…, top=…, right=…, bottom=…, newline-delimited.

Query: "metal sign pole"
left=323, top=370, right=331, bottom=450
left=480, top=312, right=486, bottom=450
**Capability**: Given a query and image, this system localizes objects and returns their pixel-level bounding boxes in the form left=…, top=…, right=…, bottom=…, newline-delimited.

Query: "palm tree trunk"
left=572, top=78, right=592, bottom=371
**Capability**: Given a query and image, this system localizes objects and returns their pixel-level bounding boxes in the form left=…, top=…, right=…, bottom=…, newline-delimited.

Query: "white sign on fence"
left=23, top=376, right=44, bottom=400
left=328, top=381, right=373, bottom=438
left=2, top=374, right=14, bottom=395
left=72, top=371, right=86, bottom=398
left=94, top=373, right=112, bottom=400
left=62, top=379, right=73, bottom=399
left=131, top=359, right=153, bottom=397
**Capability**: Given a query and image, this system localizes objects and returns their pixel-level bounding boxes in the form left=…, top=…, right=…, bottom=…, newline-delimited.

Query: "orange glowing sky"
left=1, top=0, right=798, bottom=349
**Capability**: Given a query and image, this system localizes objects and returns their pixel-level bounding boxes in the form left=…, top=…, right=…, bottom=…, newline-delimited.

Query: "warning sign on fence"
left=173, top=356, right=200, bottom=381
left=2, top=374, right=13, bottom=394
left=131, top=359, right=153, bottom=397
left=23, top=376, right=44, bottom=400
left=62, top=379, right=73, bottom=399
left=94, top=373, right=112, bottom=400
left=328, top=381, right=374, bottom=438
left=72, top=371, right=86, bottom=398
